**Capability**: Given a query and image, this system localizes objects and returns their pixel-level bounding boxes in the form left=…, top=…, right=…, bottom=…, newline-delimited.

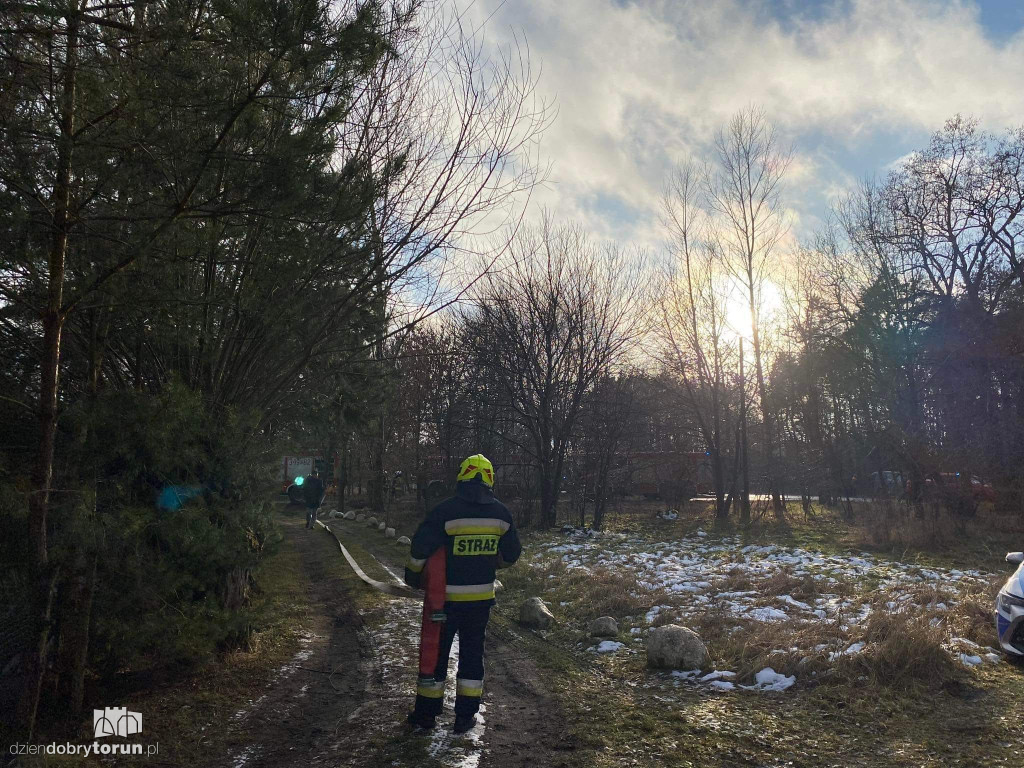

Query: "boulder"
left=377, top=521, right=386, bottom=532
left=396, top=536, right=411, bottom=546
left=328, top=509, right=340, bottom=518
left=367, top=516, right=378, bottom=527
left=646, top=624, right=708, bottom=670
left=385, top=527, right=396, bottom=538
left=519, top=597, right=555, bottom=629
left=343, top=511, right=356, bottom=520
left=589, top=616, right=619, bottom=637
left=355, top=514, right=366, bottom=522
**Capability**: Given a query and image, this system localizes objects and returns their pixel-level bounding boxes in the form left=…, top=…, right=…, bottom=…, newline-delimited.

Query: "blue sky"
left=456, top=0, right=1024, bottom=250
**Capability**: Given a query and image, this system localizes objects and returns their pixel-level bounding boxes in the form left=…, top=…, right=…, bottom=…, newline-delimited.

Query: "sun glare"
left=724, top=280, right=784, bottom=341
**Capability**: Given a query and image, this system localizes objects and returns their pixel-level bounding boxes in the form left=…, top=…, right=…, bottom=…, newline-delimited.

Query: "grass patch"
left=845, top=608, right=955, bottom=687
left=492, top=515, right=1024, bottom=767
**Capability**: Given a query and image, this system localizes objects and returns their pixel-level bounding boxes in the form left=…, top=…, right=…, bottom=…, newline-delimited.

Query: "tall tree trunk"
left=54, top=303, right=107, bottom=721
left=539, top=462, right=559, bottom=528
left=55, top=548, right=97, bottom=718
left=368, top=418, right=385, bottom=513
left=20, top=7, right=79, bottom=737
left=748, top=282, right=783, bottom=517
left=712, top=447, right=727, bottom=522
left=739, top=338, right=751, bottom=524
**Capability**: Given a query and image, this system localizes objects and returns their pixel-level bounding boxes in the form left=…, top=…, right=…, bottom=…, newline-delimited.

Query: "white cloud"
left=454, top=0, right=1024, bottom=249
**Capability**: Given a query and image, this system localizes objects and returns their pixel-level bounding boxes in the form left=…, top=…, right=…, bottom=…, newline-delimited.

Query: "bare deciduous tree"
left=464, top=218, right=648, bottom=527
left=705, top=106, right=791, bottom=516
left=659, top=162, right=738, bottom=521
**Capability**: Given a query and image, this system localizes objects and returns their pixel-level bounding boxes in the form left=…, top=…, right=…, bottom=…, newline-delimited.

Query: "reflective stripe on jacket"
left=404, top=479, right=521, bottom=603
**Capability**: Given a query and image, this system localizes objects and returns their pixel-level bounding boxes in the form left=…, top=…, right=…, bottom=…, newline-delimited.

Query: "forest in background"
left=365, top=114, right=1024, bottom=534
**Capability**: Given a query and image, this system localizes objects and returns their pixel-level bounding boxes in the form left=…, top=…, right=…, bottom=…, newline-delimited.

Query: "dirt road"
left=224, top=514, right=576, bottom=768
left=220, top=515, right=374, bottom=768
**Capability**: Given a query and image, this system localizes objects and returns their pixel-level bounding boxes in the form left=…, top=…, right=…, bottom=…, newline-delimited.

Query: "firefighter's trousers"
left=414, top=601, right=491, bottom=718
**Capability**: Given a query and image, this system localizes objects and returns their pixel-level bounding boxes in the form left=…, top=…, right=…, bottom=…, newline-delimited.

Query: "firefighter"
left=404, top=454, right=521, bottom=733
left=302, top=471, right=325, bottom=529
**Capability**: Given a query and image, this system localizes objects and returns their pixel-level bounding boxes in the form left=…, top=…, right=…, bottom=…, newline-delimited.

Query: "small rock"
left=329, top=508, right=339, bottom=518
left=385, top=527, right=396, bottom=538
left=377, top=522, right=386, bottom=532
left=646, top=624, right=709, bottom=669
left=343, top=511, right=355, bottom=520
left=396, top=536, right=411, bottom=546
left=495, top=579, right=504, bottom=593
left=367, top=516, right=378, bottom=527
left=590, top=616, right=619, bottom=637
left=519, top=597, right=555, bottom=629
left=355, top=514, right=366, bottom=522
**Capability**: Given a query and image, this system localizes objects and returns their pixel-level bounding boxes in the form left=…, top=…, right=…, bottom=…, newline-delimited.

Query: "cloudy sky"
left=455, top=0, right=1024, bottom=251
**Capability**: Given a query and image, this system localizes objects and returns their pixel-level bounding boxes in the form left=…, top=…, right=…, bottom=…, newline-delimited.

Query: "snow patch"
left=700, top=670, right=737, bottom=682
left=743, top=667, right=796, bottom=692
left=828, top=642, right=865, bottom=661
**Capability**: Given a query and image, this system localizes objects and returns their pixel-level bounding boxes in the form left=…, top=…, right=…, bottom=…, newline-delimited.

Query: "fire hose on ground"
left=314, top=518, right=422, bottom=600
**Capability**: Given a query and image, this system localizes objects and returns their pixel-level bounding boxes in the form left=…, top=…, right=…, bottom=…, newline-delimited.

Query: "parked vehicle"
left=615, top=451, right=713, bottom=501
left=905, top=472, right=997, bottom=503
left=280, top=453, right=334, bottom=503
left=286, top=477, right=306, bottom=505
left=868, top=470, right=904, bottom=496
left=996, top=551, right=1024, bottom=657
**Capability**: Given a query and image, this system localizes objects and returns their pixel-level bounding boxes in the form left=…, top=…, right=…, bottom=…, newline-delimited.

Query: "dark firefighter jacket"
left=302, top=475, right=325, bottom=507
left=404, top=479, right=521, bottom=603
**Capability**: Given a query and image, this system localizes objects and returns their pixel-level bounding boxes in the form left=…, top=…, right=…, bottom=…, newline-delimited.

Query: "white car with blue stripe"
left=996, top=551, right=1024, bottom=657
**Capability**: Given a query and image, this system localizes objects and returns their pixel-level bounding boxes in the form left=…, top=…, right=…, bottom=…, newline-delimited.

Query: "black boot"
left=453, top=714, right=476, bottom=734
left=407, top=710, right=436, bottom=731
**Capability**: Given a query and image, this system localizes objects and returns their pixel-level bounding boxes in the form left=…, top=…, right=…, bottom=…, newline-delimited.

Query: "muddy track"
left=230, top=513, right=577, bottom=768
left=330, top=518, right=579, bottom=768
left=478, top=636, right=578, bottom=767
left=221, top=516, right=375, bottom=768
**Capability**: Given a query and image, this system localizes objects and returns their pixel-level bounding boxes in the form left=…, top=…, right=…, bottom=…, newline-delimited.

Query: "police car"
left=996, top=551, right=1024, bottom=657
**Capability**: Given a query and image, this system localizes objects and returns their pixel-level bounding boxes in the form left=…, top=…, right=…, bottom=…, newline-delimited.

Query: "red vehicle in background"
left=281, top=453, right=336, bottom=504
left=616, top=451, right=713, bottom=501
left=905, top=472, right=996, bottom=503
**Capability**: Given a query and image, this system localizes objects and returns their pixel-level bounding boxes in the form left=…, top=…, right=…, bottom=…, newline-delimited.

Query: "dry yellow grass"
left=842, top=607, right=957, bottom=686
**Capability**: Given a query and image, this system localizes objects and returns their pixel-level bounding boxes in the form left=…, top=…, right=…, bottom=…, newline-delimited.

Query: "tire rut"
left=327, top=519, right=581, bottom=768
left=224, top=516, right=373, bottom=768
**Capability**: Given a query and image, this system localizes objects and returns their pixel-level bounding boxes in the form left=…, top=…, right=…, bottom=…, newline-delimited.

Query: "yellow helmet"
left=457, top=454, right=494, bottom=487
